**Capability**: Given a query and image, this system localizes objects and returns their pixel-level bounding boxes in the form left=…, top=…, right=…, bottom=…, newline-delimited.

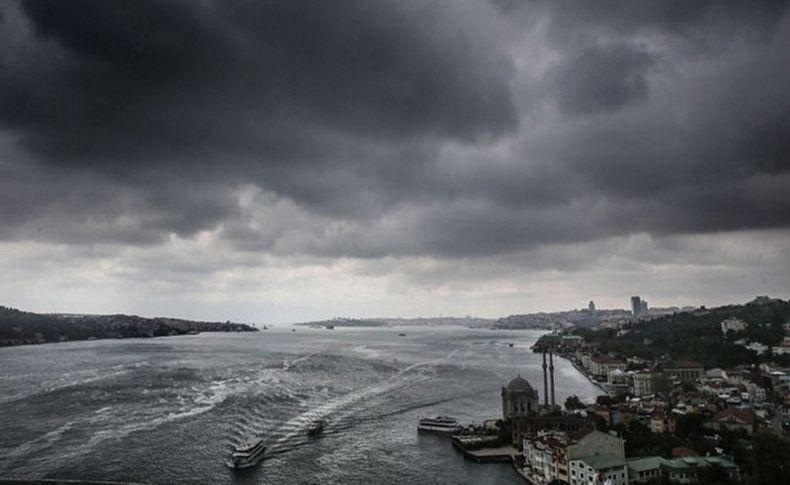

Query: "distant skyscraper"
left=631, top=296, right=643, bottom=316
left=641, top=300, right=649, bottom=315
left=588, top=301, right=596, bottom=312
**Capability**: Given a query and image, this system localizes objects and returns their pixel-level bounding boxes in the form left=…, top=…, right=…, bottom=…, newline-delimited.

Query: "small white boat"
left=228, top=438, right=266, bottom=469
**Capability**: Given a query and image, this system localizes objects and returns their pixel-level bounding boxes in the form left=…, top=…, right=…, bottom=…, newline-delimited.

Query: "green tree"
left=674, top=413, right=705, bottom=440
left=596, top=395, right=614, bottom=406
left=770, top=311, right=785, bottom=344
left=565, top=395, right=585, bottom=410
left=749, top=432, right=790, bottom=484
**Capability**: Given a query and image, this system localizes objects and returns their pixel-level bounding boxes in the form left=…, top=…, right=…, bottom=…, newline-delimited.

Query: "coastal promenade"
left=565, top=355, right=608, bottom=394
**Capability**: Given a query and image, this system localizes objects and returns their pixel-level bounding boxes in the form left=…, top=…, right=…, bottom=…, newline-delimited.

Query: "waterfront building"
left=512, top=414, right=594, bottom=447
left=503, top=358, right=594, bottom=445
left=589, top=301, right=596, bottom=312
left=501, top=374, right=540, bottom=420
left=569, top=454, right=628, bottom=485
left=524, top=429, right=626, bottom=485
left=588, top=355, right=625, bottom=379
left=561, top=335, right=584, bottom=349
left=522, top=431, right=569, bottom=485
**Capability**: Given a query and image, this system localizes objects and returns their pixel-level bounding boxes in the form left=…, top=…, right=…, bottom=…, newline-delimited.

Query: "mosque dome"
left=506, top=374, right=535, bottom=392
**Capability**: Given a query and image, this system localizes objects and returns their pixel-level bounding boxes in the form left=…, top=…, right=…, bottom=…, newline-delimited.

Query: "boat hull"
left=418, top=424, right=462, bottom=434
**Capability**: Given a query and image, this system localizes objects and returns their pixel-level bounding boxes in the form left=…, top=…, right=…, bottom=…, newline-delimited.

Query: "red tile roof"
left=671, top=446, right=700, bottom=458
left=711, top=408, right=756, bottom=424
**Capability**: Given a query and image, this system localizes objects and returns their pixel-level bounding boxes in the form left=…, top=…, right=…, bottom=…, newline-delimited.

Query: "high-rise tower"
left=631, top=296, right=643, bottom=316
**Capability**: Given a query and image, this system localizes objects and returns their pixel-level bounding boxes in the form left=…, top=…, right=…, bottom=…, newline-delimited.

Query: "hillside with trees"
left=0, top=305, right=258, bottom=347
left=572, top=297, right=790, bottom=368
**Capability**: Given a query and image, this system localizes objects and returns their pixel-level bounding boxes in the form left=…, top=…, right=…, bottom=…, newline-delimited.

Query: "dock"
left=450, top=436, right=520, bottom=463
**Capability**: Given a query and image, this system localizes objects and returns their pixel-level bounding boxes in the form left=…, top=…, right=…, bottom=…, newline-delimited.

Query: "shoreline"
left=562, top=353, right=608, bottom=395
left=0, top=330, right=256, bottom=350
left=534, top=347, right=607, bottom=396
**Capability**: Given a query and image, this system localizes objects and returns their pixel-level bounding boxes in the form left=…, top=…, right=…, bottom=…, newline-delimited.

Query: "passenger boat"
left=307, top=419, right=325, bottom=437
left=228, top=438, right=266, bottom=469
left=417, top=416, right=462, bottom=434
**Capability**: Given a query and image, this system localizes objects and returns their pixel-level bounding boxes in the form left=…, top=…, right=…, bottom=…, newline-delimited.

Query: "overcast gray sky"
left=1, top=0, right=789, bottom=323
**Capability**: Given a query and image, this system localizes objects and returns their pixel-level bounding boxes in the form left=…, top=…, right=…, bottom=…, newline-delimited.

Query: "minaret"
left=549, top=349, right=556, bottom=408
left=542, top=351, right=549, bottom=407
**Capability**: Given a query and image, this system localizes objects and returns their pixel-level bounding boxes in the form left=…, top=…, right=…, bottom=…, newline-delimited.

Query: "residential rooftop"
left=573, top=454, right=627, bottom=470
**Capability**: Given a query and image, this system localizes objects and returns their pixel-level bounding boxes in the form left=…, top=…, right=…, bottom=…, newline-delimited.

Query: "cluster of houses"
left=518, top=317, right=790, bottom=484
left=543, top=328, right=790, bottom=436
left=502, top=366, right=747, bottom=485
left=721, top=317, right=790, bottom=356
left=521, top=428, right=739, bottom=485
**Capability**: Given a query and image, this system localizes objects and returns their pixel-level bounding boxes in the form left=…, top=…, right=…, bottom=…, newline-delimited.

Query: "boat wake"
left=227, top=349, right=463, bottom=459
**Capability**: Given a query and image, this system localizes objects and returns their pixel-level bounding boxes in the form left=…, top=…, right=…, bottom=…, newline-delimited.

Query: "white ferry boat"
left=228, top=438, right=266, bottom=469
left=417, top=416, right=462, bottom=434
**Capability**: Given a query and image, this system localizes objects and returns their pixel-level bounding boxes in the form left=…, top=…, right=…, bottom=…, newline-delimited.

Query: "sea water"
left=0, top=326, right=601, bottom=484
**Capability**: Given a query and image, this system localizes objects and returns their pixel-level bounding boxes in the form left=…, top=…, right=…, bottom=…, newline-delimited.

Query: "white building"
left=748, top=383, right=767, bottom=402
left=588, top=355, right=626, bottom=378
left=720, top=317, right=747, bottom=335
left=773, top=341, right=790, bottom=356
left=743, top=341, right=768, bottom=355
left=523, top=432, right=569, bottom=485
left=525, top=429, right=627, bottom=485
left=570, top=455, right=628, bottom=485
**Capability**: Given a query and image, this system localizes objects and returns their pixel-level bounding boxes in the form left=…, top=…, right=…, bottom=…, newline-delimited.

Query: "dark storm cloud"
left=1, top=0, right=790, bottom=258
left=8, top=0, right=514, bottom=165
left=545, top=43, right=655, bottom=115
left=498, top=0, right=788, bottom=47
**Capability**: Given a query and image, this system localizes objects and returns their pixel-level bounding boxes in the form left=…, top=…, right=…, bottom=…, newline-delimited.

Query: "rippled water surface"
left=0, top=326, right=601, bottom=484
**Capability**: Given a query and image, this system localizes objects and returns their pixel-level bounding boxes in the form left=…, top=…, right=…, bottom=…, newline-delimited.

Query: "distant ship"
left=325, top=325, right=335, bottom=330
left=228, top=438, right=266, bottom=469
left=417, top=416, right=462, bottom=434
left=398, top=333, right=407, bottom=337
left=307, top=419, right=325, bottom=437
left=508, top=343, right=514, bottom=347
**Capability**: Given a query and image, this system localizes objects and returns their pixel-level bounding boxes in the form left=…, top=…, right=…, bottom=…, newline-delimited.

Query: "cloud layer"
left=1, top=0, right=789, bottom=319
